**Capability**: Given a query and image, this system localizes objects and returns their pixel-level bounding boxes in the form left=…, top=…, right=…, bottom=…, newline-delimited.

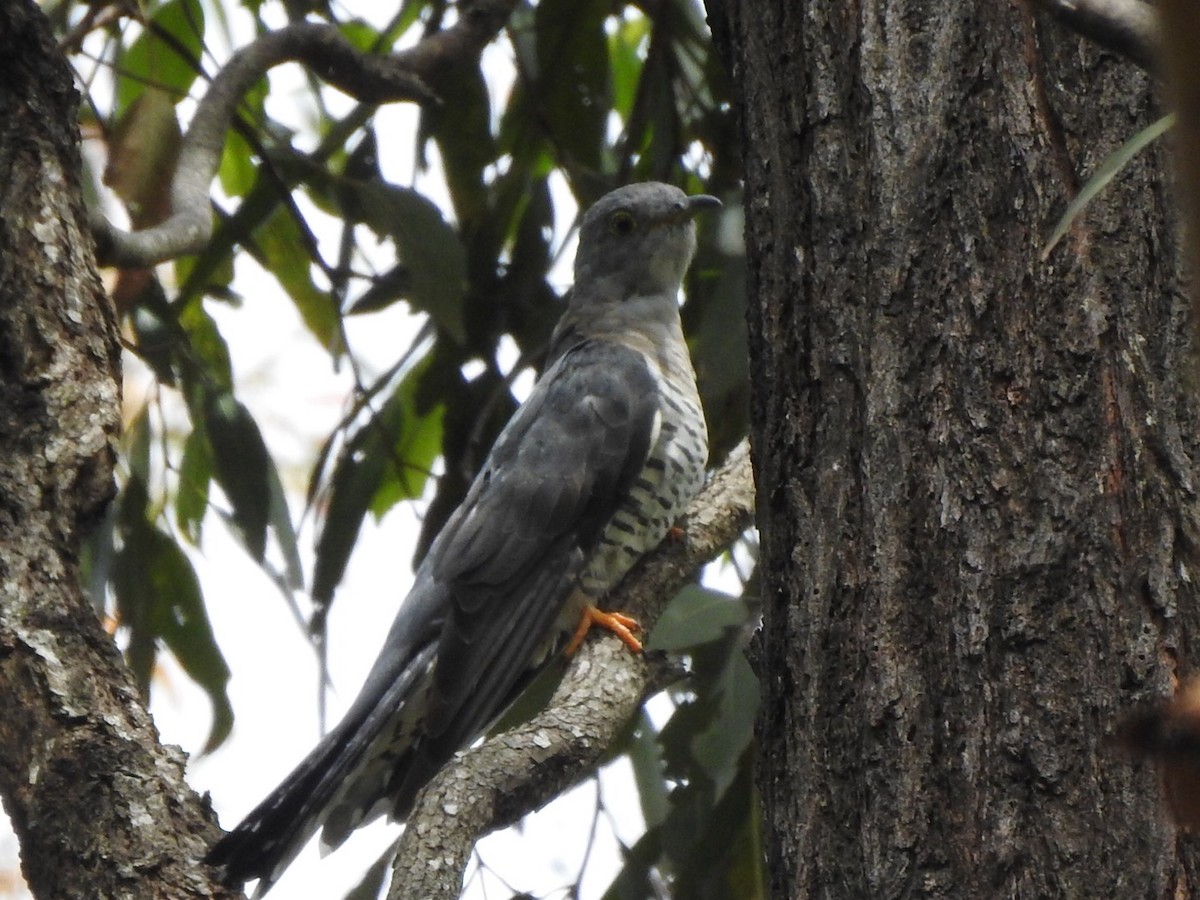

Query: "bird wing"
left=408, top=337, right=660, bottom=777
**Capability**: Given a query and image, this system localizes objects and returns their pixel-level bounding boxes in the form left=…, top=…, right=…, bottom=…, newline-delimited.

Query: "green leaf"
left=534, top=0, right=610, bottom=172
left=346, top=265, right=411, bottom=315
left=178, top=301, right=234, bottom=392
left=599, top=824, right=662, bottom=900
left=686, top=242, right=750, bottom=460
left=690, top=652, right=758, bottom=797
left=423, top=64, right=495, bottom=223
left=647, top=585, right=745, bottom=651
left=217, top=128, right=258, bottom=198
left=114, top=0, right=206, bottom=117
left=201, top=391, right=271, bottom=562
left=254, top=207, right=340, bottom=349
left=337, top=19, right=380, bottom=53
left=669, top=747, right=764, bottom=899
left=311, top=452, right=376, bottom=611
left=725, top=780, right=767, bottom=900
left=370, top=398, right=444, bottom=519
left=312, top=359, right=444, bottom=607
left=267, top=460, right=304, bottom=591
left=147, top=532, right=234, bottom=753
left=125, top=405, right=153, bottom=487
left=176, top=427, right=211, bottom=543
left=342, top=838, right=400, bottom=900
left=174, top=245, right=235, bottom=305
left=1043, top=113, right=1175, bottom=260
left=175, top=177, right=282, bottom=305
left=113, top=475, right=157, bottom=695
left=345, top=184, right=468, bottom=344
left=112, top=481, right=234, bottom=752
left=255, top=150, right=468, bottom=343
left=216, top=69, right=268, bottom=199
left=180, top=379, right=300, bottom=588
left=609, top=12, right=650, bottom=121
left=629, top=712, right=670, bottom=831
left=486, top=656, right=568, bottom=738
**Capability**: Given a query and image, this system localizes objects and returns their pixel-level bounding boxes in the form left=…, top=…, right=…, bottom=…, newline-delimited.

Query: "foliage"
left=51, top=0, right=752, bottom=894
left=1042, top=113, right=1175, bottom=259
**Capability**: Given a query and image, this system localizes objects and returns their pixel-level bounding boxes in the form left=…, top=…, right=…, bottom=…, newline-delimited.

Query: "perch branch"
left=387, top=441, right=757, bottom=900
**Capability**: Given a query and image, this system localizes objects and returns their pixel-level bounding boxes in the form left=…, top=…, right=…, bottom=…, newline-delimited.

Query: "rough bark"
left=0, top=3, right=235, bottom=897
left=1157, top=0, right=1200, bottom=332
left=708, top=0, right=1199, bottom=897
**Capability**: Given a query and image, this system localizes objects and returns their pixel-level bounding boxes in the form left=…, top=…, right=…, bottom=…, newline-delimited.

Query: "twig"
left=1029, top=0, right=1159, bottom=71
left=387, top=441, right=756, bottom=900
left=93, top=0, right=517, bottom=268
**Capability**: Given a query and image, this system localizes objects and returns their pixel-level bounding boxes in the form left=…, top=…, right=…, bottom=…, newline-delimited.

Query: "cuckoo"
left=206, top=181, right=719, bottom=894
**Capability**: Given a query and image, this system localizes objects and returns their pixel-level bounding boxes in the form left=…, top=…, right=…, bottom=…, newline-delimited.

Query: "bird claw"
left=565, top=606, right=643, bottom=655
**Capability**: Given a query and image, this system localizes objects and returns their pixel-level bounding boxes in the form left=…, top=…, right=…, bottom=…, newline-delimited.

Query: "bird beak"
left=663, top=194, right=722, bottom=225
left=685, top=194, right=722, bottom=215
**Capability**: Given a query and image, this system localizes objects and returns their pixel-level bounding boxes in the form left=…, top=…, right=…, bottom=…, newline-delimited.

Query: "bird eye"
left=608, top=210, right=636, bottom=236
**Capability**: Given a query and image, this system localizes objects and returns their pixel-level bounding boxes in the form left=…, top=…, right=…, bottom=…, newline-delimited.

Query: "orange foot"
left=565, top=606, right=643, bottom=656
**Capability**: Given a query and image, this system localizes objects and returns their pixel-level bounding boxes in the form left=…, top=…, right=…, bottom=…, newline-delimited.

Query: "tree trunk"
left=709, top=0, right=1199, bottom=897
left=0, top=3, right=232, bottom=897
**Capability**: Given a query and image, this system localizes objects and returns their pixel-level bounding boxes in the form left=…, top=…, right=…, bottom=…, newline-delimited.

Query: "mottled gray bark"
left=708, top=0, right=1198, bottom=896
left=0, top=3, right=235, bottom=897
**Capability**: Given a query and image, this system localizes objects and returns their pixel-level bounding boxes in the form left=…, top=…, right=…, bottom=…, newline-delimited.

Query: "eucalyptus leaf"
left=202, top=391, right=271, bottom=562
left=312, top=359, right=444, bottom=607
left=1043, top=113, right=1174, bottom=260
left=647, top=584, right=745, bottom=651
left=114, top=0, right=206, bottom=117
left=176, top=427, right=211, bottom=544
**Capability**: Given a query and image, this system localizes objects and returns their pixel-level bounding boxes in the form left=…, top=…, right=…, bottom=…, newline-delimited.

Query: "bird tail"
left=205, top=643, right=437, bottom=896
left=205, top=719, right=356, bottom=895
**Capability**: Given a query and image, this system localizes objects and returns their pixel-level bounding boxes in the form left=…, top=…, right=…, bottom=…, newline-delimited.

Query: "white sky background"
left=0, top=2, right=741, bottom=897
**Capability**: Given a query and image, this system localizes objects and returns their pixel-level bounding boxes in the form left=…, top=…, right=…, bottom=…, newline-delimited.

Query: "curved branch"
left=92, top=0, right=517, bottom=268
left=387, top=441, right=756, bottom=900
left=1029, top=0, right=1159, bottom=71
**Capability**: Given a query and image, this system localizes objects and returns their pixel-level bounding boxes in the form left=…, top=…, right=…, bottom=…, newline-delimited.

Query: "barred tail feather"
left=205, top=643, right=438, bottom=896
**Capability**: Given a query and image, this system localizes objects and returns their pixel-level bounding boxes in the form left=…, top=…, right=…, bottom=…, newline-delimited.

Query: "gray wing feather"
left=413, top=338, right=659, bottom=770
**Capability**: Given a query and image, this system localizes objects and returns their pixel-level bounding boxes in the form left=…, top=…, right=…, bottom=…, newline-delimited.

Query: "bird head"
left=572, top=182, right=721, bottom=300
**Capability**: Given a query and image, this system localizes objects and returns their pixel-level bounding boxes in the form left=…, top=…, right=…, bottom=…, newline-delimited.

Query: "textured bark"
left=1157, top=0, right=1200, bottom=332
left=708, top=0, right=1198, bottom=897
left=0, top=3, right=235, bottom=898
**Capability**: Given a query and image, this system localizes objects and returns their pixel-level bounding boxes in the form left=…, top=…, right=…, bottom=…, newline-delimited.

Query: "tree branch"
left=92, top=0, right=517, bottom=268
left=387, top=441, right=756, bottom=900
left=1028, top=0, right=1159, bottom=71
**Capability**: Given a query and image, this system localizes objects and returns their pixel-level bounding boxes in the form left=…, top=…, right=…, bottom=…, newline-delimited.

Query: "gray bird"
left=205, top=182, right=718, bottom=894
